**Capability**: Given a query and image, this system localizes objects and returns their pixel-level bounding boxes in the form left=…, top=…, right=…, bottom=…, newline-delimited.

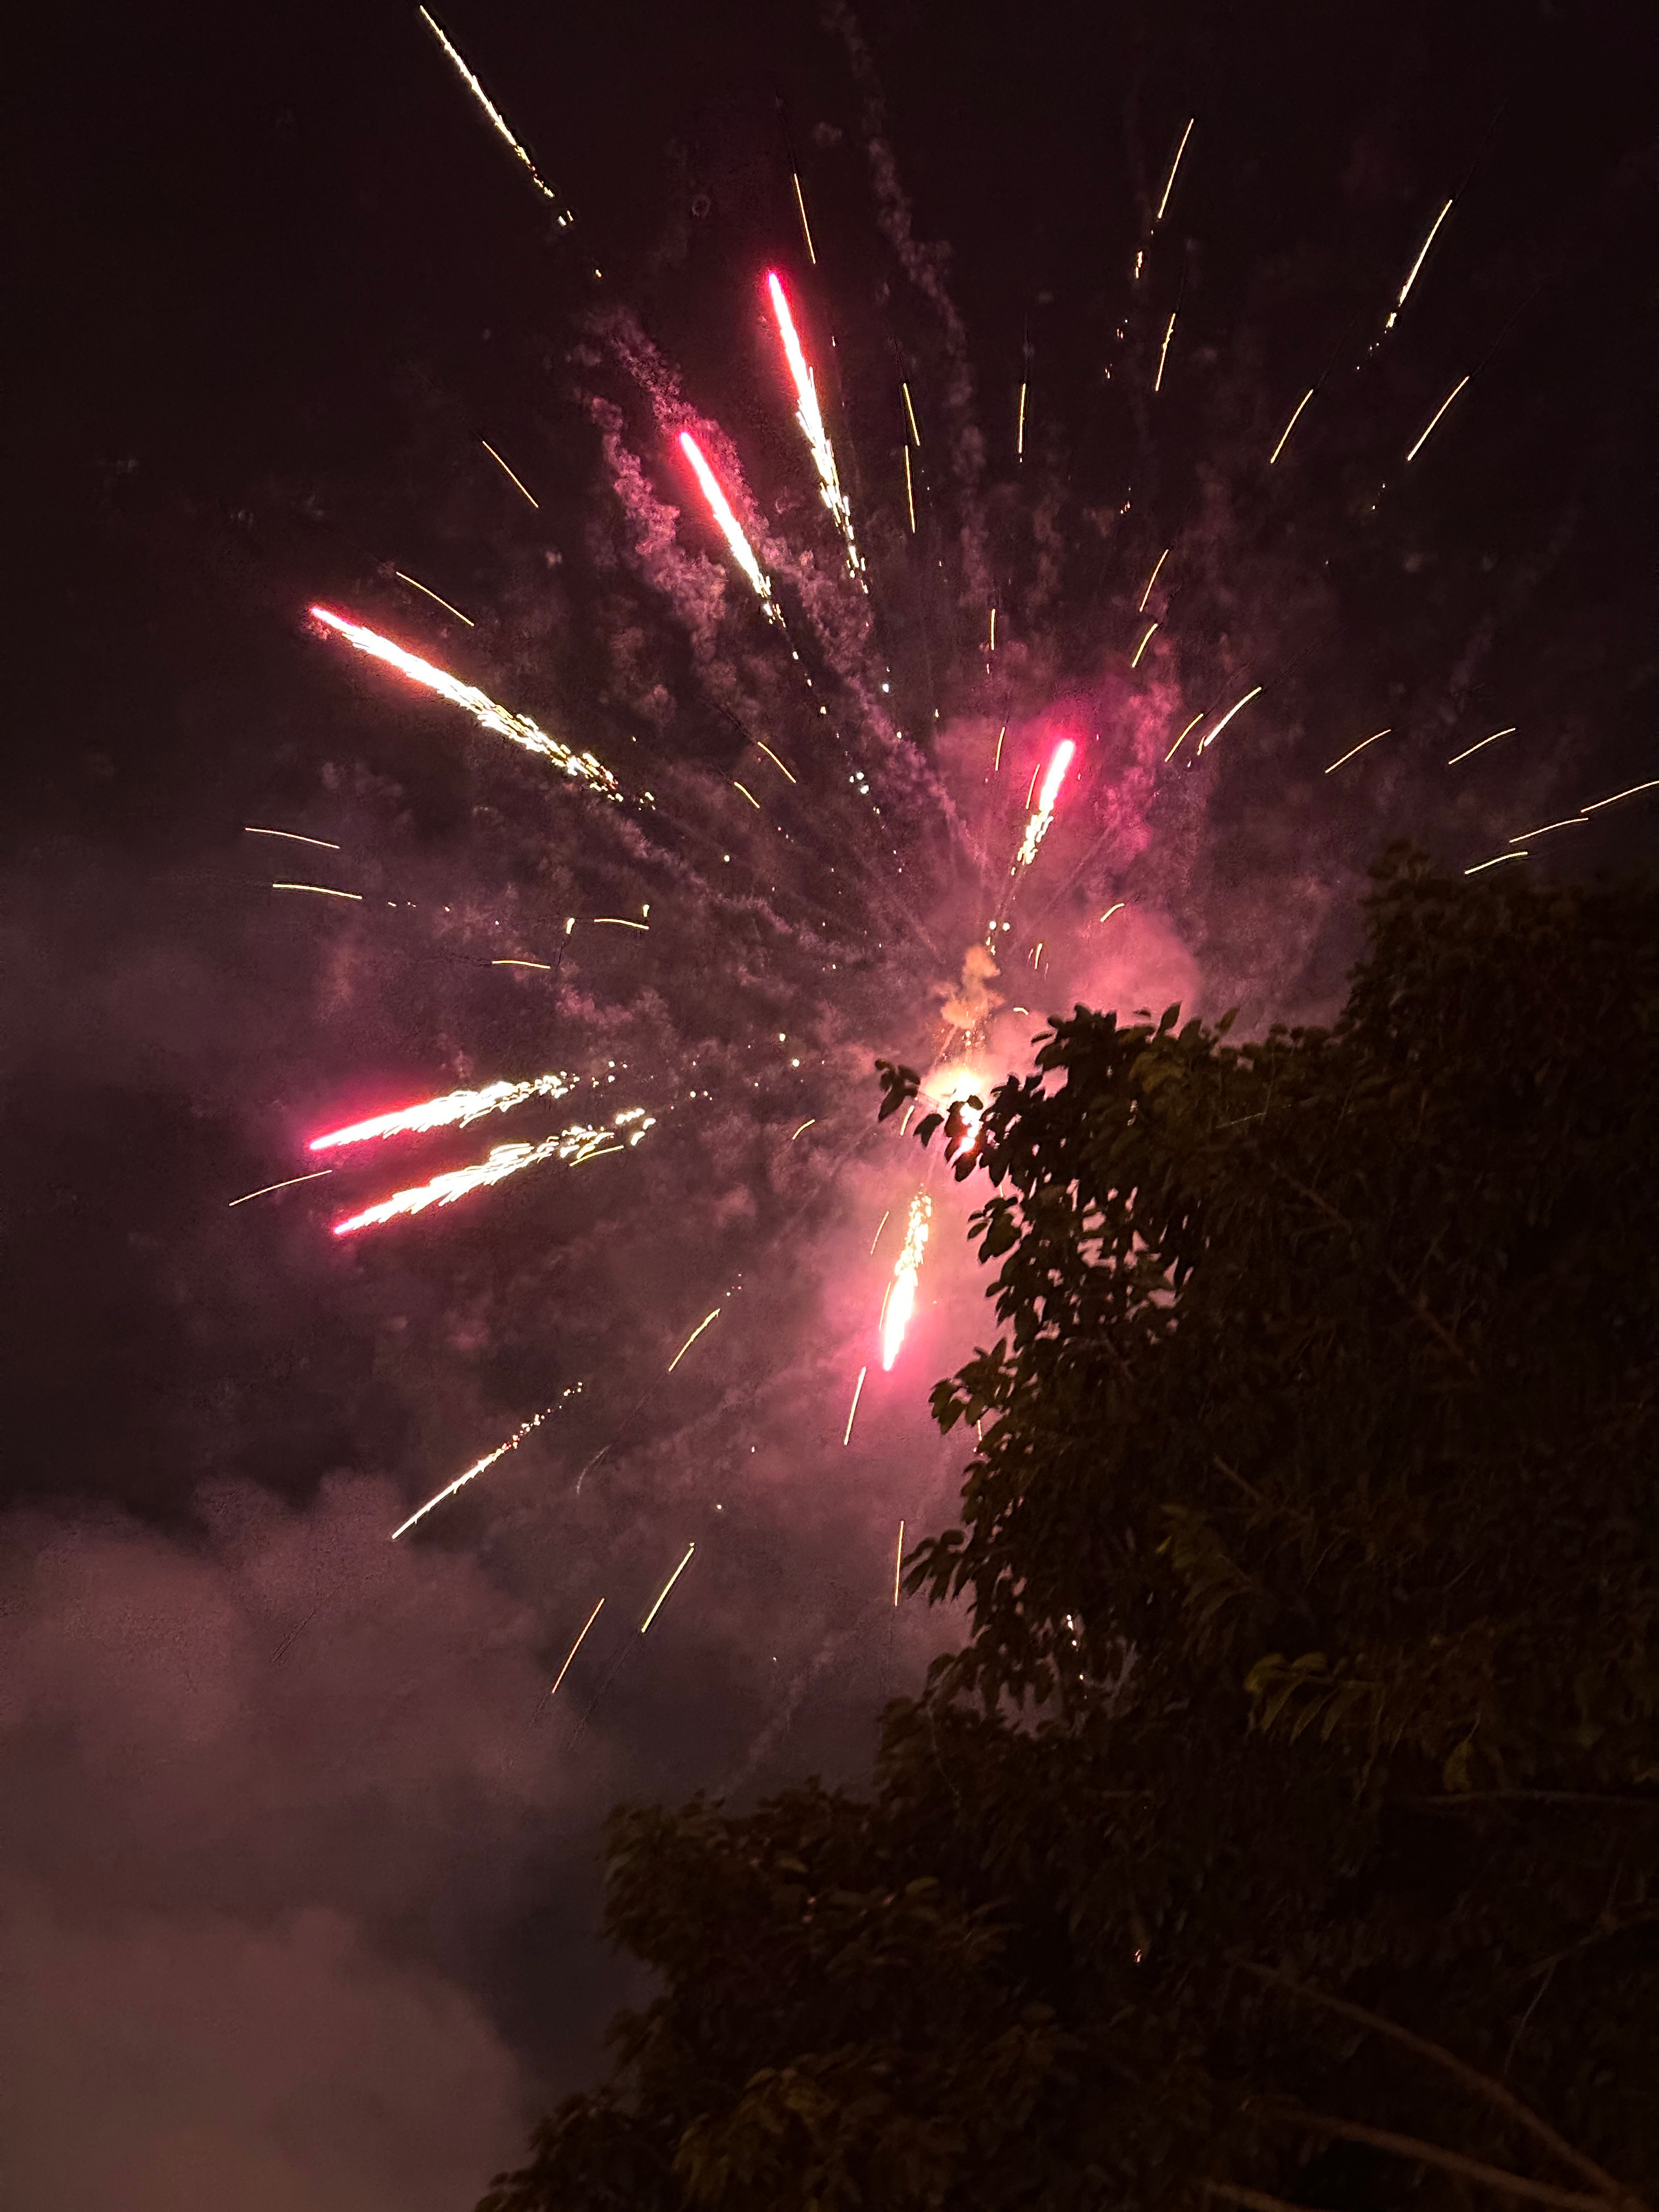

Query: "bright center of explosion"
left=882, top=1194, right=934, bottom=1372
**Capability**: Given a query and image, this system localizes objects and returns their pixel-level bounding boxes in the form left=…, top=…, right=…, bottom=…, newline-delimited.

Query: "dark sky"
left=4, top=2, right=1656, bottom=2204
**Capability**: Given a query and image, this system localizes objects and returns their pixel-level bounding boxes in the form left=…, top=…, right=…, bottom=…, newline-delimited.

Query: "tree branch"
left=1412, top=1792, right=1659, bottom=1812
left=1262, top=2103, right=1615, bottom=2212
left=1239, top=1962, right=1644, bottom=2210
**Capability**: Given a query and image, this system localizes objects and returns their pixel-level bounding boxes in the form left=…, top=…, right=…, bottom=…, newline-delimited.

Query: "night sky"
left=5, top=2, right=1656, bottom=2204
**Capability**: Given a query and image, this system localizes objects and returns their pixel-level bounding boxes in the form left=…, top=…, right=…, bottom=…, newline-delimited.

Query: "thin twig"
left=1413, top=1792, right=1659, bottom=1811
left=1240, top=1963, right=1643, bottom=2208
left=1263, top=2103, right=1614, bottom=2212
left=1205, top=2185, right=1340, bottom=2212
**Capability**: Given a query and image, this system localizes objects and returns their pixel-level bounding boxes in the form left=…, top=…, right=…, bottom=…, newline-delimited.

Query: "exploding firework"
left=331, top=1108, right=654, bottom=1237
left=1015, top=737, right=1077, bottom=872
left=311, top=1075, right=576, bottom=1153
left=881, top=1194, right=933, bottom=1373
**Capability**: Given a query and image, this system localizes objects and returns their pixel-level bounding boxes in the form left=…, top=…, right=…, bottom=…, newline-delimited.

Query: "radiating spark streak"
left=1387, top=198, right=1453, bottom=328
left=1405, top=374, right=1470, bottom=462
left=791, top=1119, right=816, bottom=1141
left=1100, top=902, right=1125, bottom=922
left=1268, top=388, right=1314, bottom=465
left=641, top=1543, right=695, bottom=1633
left=333, top=1109, right=653, bottom=1236
left=1466, top=851, right=1527, bottom=874
left=1447, top=725, right=1516, bottom=765
left=791, top=172, right=817, bottom=263
left=311, top=1073, right=574, bottom=1153
left=901, top=382, right=921, bottom=446
left=1509, top=818, right=1587, bottom=842
left=549, top=1599, right=605, bottom=1700
left=994, top=726, right=1006, bottom=772
left=1032, top=941, right=1044, bottom=968
left=869, top=1208, right=890, bottom=1255
left=1024, top=761, right=1042, bottom=809
left=754, top=741, right=797, bottom=783
left=1137, top=548, right=1169, bottom=612
left=479, top=440, right=539, bottom=506
left=492, top=958, right=551, bottom=970
left=273, top=882, right=363, bottom=901
left=417, top=7, right=570, bottom=218
left=989, top=609, right=997, bottom=653
left=244, top=826, right=341, bottom=850
left=1156, top=116, right=1195, bottom=221
left=1165, top=711, right=1205, bottom=764
left=571, top=1144, right=623, bottom=1165
left=310, top=606, right=622, bottom=798
left=394, top=570, right=475, bottom=626
left=228, top=1168, right=334, bottom=1207
left=591, top=916, right=648, bottom=928
left=881, top=1194, right=933, bottom=1372
left=843, top=1365, right=867, bottom=1446
left=732, top=781, right=761, bottom=809
left=667, top=1310, right=721, bottom=1373
left=1324, top=727, right=1391, bottom=774
left=1015, top=737, right=1076, bottom=870
left=893, top=1520, right=905, bottom=1605
left=1016, top=381, right=1027, bottom=460
left=902, top=445, right=916, bottom=533
left=391, top=1409, right=549, bottom=1540
left=1583, top=778, right=1659, bottom=813
left=678, top=431, right=780, bottom=620
left=1198, top=685, right=1262, bottom=753
left=1154, top=311, right=1177, bottom=393
left=1131, top=622, right=1158, bottom=667
left=767, top=271, right=864, bottom=580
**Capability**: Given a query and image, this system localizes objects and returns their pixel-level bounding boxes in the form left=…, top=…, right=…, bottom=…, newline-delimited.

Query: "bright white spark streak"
left=767, top=272, right=864, bottom=582
left=893, top=1520, right=905, bottom=1606
left=1154, top=311, right=1177, bottom=393
left=332, top=1110, right=654, bottom=1237
left=1405, top=375, right=1470, bottom=463
left=1447, top=726, right=1516, bottom=765
left=1131, top=621, right=1159, bottom=667
left=994, top=726, right=1006, bottom=773
left=881, top=1194, right=933, bottom=1372
left=492, top=958, right=551, bottom=970
left=641, top=1543, right=695, bottom=1633
left=755, top=741, right=797, bottom=783
left=549, top=1599, right=605, bottom=1700
left=791, top=1119, right=816, bottom=1141
left=272, top=882, right=362, bottom=901
left=391, top=1410, right=547, bottom=1541
left=868, top=1208, right=890, bottom=1255
left=311, top=1073, right=574, bottom=1153
left=902, top=445, right=917, bottom=533
left=1100, top=902, right=1125, bottom=922
left=732, top=781, right=761, bottom=810
left=1015, top=737, right=1077, bottom=870
left=902, top=382, right=921, bottom=446
left=1268, top=388, right=1314, bottom=465
left=1156, top=117, right=1195, bottom=221
left=1582, top=778, right=1659, bottom=813
left=1198, top=685, right=1263, bottom=753
left=1324, top=728, right=1391, bottom=774
left=678, top=431, right=781, bottom=622
left=394, top=570, right=475, bottom=626
left=1165, top=711, right=1205, bottom=764
left=843, top=1365, right=867, bottom=1446
left=244, top=826, right=340, bottom=850
left=791, top=172, right=817, bottom=264
left=1508, top=818, right=1587, bottom=843
left=667, top=1310, right=720, bottom=1373
left=1017, top=381, right=1027, bottom=460
left=417, top=8, right=571, bottom=221
left=591, top=916, right=648, bottom=928
left=311, top=607, right=622, bottom=799
left=480, top=440, right=539, bottom=507
left=1466, top=851, right=1527, bottom=875
left=1137, top=548, right=1169, bottom=612
left=1386, top=198, right=1453, bottom=328
left=228, top=1169, right=334, bottom=1208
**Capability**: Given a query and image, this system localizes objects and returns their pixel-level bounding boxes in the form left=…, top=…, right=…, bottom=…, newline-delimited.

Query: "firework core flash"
left=310, top=607, right=622, bottom=799
left=391, top=1410, right=548, bottom=1540
left=766, top=272, right=864, bottom=582
left=641, top=1543, right=695, bottom=1633
left=417, top=7, right=571, bottom=222
left=311, top=1074, right=575, bottom=1153
left=677, top=432, right=781, bottom=622
left=881, top=1194, right=933, bottom=1371
left=1016, top=737, right=1077, bottom=870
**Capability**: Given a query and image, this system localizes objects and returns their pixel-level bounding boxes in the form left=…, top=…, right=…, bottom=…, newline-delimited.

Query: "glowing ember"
left=881, top=1193, right=933, bottom=1372
left=311, top=1074, right=575, bottom=1153
left=1015, top=737, right=1077, bottom=871
left=676, top=432, right=781, bottom=623
left=765, top=272, right=864, bottom=583
left=310, top=607, right=622, bottom=799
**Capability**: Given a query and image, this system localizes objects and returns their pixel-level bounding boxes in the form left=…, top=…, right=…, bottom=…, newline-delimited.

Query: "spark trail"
left=881, top=1193, right=933, bottom=1372
left=766, top=272, right=865, bottom=583
left=332, top=1111, right=654, bottom=1237
left=311, top=1075, right=576, bottom=1153
left=391, top=1410, right=550, bottom=1540
left=676, top=433, right=781, bottom=623
left=417, top=7, right=572, bottom=223
left=311, top=607, right=623, bottom=799
left=1015, top=737, right=1077, bottom=871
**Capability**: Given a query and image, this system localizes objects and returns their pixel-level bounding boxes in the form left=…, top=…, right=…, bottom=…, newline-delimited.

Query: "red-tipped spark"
left=676, top=433, right=781, bottom=623
left=765, top=272, right=864, bottom=584
left=311, top=1074, right=575, bottom=1154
